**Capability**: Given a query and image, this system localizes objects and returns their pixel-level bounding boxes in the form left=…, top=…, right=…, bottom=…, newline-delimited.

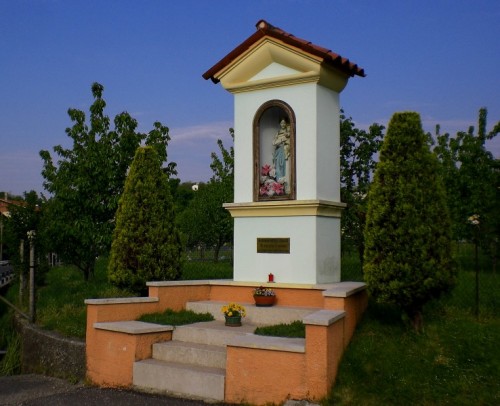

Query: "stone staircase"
left=132, top=301, right=318, bottom=401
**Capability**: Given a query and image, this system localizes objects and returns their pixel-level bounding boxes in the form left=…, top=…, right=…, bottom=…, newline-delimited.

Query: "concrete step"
left=133, top=358, right=225, bottom=401
left=187, top=300, right=320, bottom=326
left=134, top=321, right=256, bottom=400
left=173, top=320, right=256, bottom=346
left=133, top=306, right=319, bottom=401
left=152, top=340, right=227, bottom=369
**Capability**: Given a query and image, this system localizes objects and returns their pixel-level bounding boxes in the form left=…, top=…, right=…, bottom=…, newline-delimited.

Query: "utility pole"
left=19, top=239, right=24, bottom=304
left=0, top=217, right=3, bottom=261
left=27, top=230, right=36, bottom=323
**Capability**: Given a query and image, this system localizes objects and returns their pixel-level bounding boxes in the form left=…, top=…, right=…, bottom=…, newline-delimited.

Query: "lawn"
left=34, top=257, right=134, bottom=338
left=328, top=290, right=499, bottom=405
left=328, top=246, right=500, bottom=405
left=31, top=256, right=232, bottom=339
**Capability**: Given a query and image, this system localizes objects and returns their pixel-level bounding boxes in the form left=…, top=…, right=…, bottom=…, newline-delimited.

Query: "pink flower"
left=259, top=185, right=269, bottom=196
left=261, top=164, right=271, bottom=176
left=272, top=182, right=284, bottom=195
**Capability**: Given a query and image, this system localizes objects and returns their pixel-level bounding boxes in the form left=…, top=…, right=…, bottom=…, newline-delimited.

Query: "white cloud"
left=170, top=121, right=233, bottom=144
left=167, top=121, right=234, bottom=183
left=0, top=122, right=236, bottom=194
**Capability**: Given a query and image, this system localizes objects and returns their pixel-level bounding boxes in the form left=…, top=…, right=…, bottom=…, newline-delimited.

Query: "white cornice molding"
left=223, top=200, right=346, bottom=218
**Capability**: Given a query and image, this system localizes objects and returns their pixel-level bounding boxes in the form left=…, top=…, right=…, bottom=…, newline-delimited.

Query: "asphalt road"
left=0, top=375, right=226, bottom=406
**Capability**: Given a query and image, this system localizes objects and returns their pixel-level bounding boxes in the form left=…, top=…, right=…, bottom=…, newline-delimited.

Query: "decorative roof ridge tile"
left=203, top=19, right=365, bottom=83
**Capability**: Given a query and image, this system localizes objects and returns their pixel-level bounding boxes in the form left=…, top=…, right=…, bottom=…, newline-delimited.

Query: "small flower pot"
left=225, top=315, right=242, bottom=327
left=253, top=295, right=276, bottom=307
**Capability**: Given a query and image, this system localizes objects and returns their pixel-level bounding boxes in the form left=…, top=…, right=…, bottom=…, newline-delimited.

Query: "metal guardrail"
left=0, top=261, right=15, bottom=289
left=0, top=260, right=30, bottom=320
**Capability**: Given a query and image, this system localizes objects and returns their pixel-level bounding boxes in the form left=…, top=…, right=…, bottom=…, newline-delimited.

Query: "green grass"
left=138, top=308, right=214, bottom=325
left=0, top=330, right=21, bottom=376
left=340, top=248, right=363, bottom=281
left=328, top=305, right=500, bottom=405
left=328, top=265, right=500, bottom=405
left=33, top=256, right=231, bottom=339
left=35, top=257, right=134, bottom=339
left=181, top=260, right=233, bottom=280
left=0, top=287, right=22, bottom=376
left=254, top=320, right=305, bottom=338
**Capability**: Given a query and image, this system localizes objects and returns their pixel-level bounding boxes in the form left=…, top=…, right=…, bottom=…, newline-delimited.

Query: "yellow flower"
left=221, top=302, right=246, bottom=317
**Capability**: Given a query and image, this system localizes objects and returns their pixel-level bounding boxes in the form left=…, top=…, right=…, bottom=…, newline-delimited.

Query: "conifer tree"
left=108, top=146, right=183, bottom=294
left=363, top=112, right=455, bottom=331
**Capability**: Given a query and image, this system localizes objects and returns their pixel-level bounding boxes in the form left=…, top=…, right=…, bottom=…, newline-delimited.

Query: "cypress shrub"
left=363, top=112, right=455, bottom=331
left=108, top=146, right=183, bottom=294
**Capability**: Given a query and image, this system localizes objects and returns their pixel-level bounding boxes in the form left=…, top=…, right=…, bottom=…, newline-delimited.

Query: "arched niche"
left=253, top=100, right=296, bottom=201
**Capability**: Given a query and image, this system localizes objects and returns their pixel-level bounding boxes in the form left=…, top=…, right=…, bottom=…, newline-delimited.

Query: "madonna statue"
left=272, top=118, right=290, bottom=180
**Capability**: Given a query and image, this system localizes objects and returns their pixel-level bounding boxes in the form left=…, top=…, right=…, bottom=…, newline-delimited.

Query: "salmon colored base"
left=226, top=346, right=307, bottom=403
left=224, top=319, right=347, bottom=404
left=325, top=292, right=369, bottom=346
left=85, top=281, right=368, bottom=404
left=87, top=329, right=172, bottom=387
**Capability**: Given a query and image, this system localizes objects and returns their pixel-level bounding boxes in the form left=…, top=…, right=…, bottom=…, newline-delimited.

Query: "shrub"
left=108, top=146, right=183, bottom=294
left=363, top=112, right=455, bottom=331
left=254, top=321, right=305, bottom=338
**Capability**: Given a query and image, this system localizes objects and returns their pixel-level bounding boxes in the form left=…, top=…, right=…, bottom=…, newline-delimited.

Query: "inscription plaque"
left=257, top=238, right=290, bottom=254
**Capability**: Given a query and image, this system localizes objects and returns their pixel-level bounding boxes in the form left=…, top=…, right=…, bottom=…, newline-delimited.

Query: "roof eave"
left=202, top=30, right=267, bottom=82
left=203, top=20, right=365, bottom=82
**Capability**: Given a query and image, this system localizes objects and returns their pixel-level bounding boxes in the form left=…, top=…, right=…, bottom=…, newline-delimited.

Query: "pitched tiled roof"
left=0, top=199, right=26, bottom=216
left=203, top=19, right=365, bottom=83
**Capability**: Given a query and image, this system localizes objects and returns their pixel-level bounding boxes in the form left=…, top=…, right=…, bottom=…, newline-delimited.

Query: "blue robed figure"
left=272, top=118, right=290, bottom=179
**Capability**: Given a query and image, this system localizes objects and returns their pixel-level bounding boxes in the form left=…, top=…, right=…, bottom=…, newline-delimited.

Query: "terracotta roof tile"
left=203, top=20, right=365, bottom=83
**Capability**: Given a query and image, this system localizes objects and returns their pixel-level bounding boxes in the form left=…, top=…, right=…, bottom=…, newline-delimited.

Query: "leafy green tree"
left=10, top=192, right=42, bottom=230
left=39, top=83, right=173, bottom=280
left=3, top=191, right=47, bottom=291
left=3, top=191, right=43, bottom=259
left=340, top=111, right=384, bottom=262
left=108, top=146, right=183, bottom=294
left=180, top=182, right=232, bottom=261
left=168, top=179, right=198, bottom=215
left=433, top=108, right=499, bottom=260
left=364, top=112, right=455, bottom=331
left=179, top=130, right=234, bottom=261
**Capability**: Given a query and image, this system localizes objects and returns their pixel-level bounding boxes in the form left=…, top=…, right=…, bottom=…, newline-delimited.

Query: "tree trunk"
left=213, top=241, right=222, bottom=263
left=82, top=263, right=94, bottom=281
left=409, top=309, right=424, bottom=333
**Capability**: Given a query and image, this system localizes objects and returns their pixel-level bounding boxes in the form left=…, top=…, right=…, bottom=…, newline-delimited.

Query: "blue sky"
left=1, top=0, right=499, bottom=196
